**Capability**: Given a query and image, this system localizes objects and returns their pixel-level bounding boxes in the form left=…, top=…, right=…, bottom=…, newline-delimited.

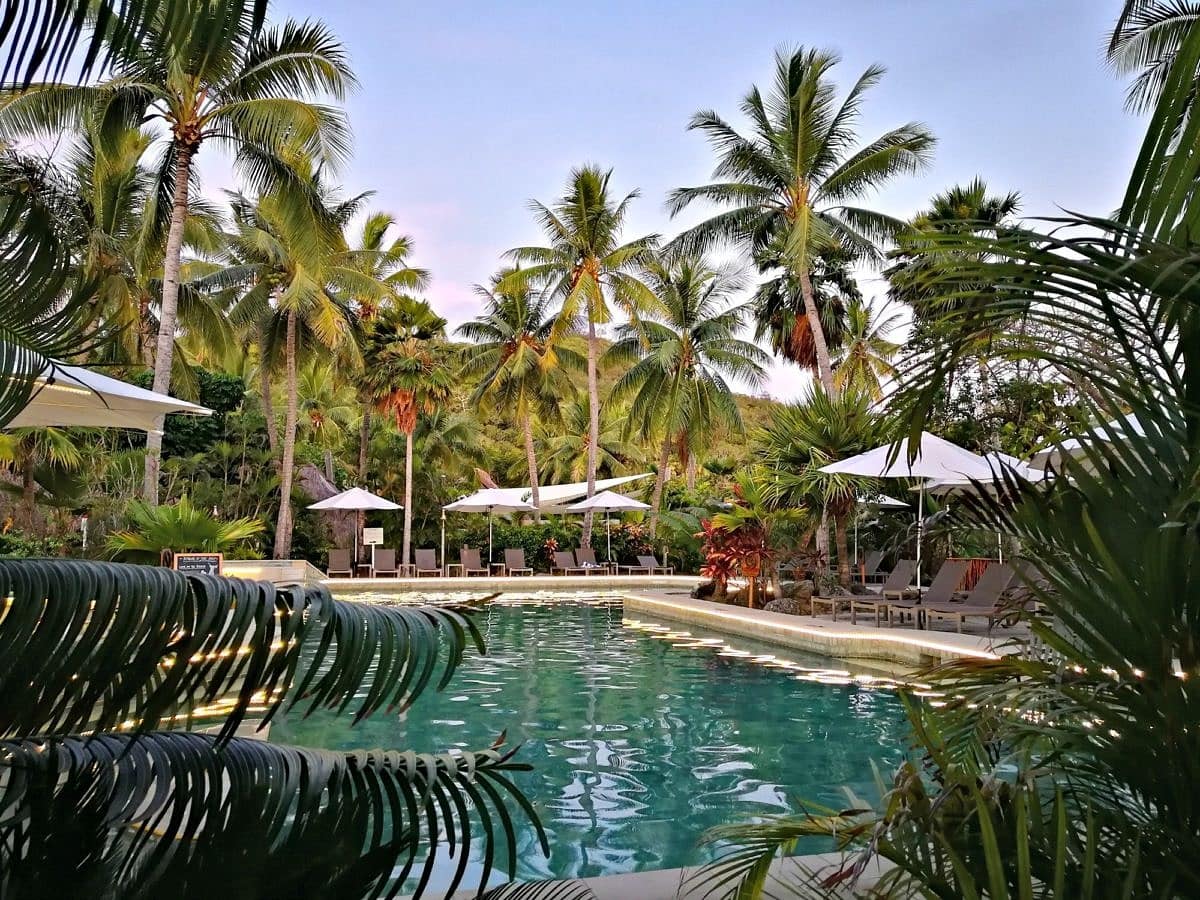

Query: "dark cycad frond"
left=0, top=732, right=544, bottom=900
left=0, top=559, right=483, bottom=742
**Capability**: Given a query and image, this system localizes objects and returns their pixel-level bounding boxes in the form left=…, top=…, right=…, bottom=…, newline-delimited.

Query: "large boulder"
left=786, top=579, right=815, bottom=601
left=764, top=595, right=804, bottom=615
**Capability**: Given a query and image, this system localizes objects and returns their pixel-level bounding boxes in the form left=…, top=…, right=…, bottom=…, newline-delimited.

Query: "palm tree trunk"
left=402, top=428, right=414, bottom=568
left=798, top=268, right=836, bottom=393
left=142, top=142, right=196, bottom=503
left=522, top=411, right=541, bottom=521
left=649, top=436, right=672, bottom=538
left=272, top=310, right=299, bottom=559
left=834, top=510, right=852, bottom=588
left=260, top=358, right=279, bottom=462
left=20, top=452, right=36, bottom=529
left=686, top=453, right=698, bottom=491
left=358, top=400, right=371, bottom=479
left=582, top=319, right=600, bottom=547
left=323, top=448, right=335, bottom=483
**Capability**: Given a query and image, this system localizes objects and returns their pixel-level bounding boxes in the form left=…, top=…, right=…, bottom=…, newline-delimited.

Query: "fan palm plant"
left=0, top=558, right=554, bottom=898
left=458, top=267, right=585, bottom=515
left=668, top=47, right=934, bottom=392
left=502, top=165, right=658, bottom=546
left=0, top=8, right=355, bottom=502
left=755, top=389, right=886, bottom=587
left=607, top=253, right=769, bottom=536
left=107, top=493, right=263, bottom=562
left=362, top=297, right=453, bottom=568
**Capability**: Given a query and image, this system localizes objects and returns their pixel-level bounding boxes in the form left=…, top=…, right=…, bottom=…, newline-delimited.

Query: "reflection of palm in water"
left=272, top=598, right=907, bottom=882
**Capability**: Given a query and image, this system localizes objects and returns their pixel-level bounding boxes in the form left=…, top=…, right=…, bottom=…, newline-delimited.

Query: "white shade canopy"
left=308, top=487, right=401, bottom=511
left=1030, top=413, right=1145, bottom=469
left=859, top=493, right=909, bottom=509
left=444, top=473, right=652, bottom=513
left=6, top=360, right=211, bottom=433
left=443, top=488, right=537, bottom=513
left=565, top=490, right=651, bottom=512
left=923, top=451, right=1049, bottom=493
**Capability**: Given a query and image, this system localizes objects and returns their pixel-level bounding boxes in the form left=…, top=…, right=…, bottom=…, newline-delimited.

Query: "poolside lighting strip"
left=621, top=619, right=931, bottom=692
left=620, top=592, right=1001, bottom=662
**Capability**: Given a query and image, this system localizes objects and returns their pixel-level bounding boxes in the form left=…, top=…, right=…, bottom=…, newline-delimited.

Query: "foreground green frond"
left=0, top=559, right=484, bottom=743
left=0, top=731, right=542, bottom=900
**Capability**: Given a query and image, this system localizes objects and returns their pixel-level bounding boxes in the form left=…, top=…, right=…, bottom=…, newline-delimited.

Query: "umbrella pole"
left=488, top=510, right=493, bottom=564
left=997, top=531, right=1004, bottom=564
left=606, top=516, right=612, bottom=564
left=440, top=510, right=446, bottom=572
left=916, top=484, right=925, bottom=599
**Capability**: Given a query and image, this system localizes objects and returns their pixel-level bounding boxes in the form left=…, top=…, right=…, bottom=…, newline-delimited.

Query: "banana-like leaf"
left=0, top=559, right=484, bottom=743
left=0, top=731, right=543, bottom=899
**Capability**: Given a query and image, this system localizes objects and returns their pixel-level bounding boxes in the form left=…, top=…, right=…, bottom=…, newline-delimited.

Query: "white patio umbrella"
left=820, top=433, right=1003, bottom=594
left=443, top=488, right=537, bottom=565
left=852, top=493, right=909, bottom=563
left=1030, top=413, right=1144, bottom=471
left=564, top=490, right=651, bottom=563
left=6, top=359, right=211, bottom=432
left=308, top=487, right=401, bottom=566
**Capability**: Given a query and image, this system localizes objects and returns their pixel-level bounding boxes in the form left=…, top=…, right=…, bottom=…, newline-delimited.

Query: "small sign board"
left=173, top=552, right=224, bottom=576
left=362, top=527, right=384, bottom=546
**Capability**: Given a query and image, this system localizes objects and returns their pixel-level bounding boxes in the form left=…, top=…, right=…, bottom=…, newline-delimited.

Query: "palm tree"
left=216, top=160, right=377, bottom=560
left=537, top=397, right=643, bottom=486
left=886, top=177, right=1021, bottom=324
left=1108, top=0, right=1200, bottom=111
left=344, top=213, right=430, bottom=480
left=755, top=388, right=886, bottom=587
left=297, top=360, right=359, bottom=482
left=668, top=47, right=934, bottom=392
left=362, top=297, right=453, bottom=568
left=0, top=10, right=355, bottom=502
left=107, top=494, right=264, bottom=562
left=457, top=268, right=584, bottom=516
left=833, top=298, right=900, bottom=399
left=0, top=428, right=84, bottom=528
left=607, top=254, right=769, bottom=536
left=502, top=165, right=658, bottom=546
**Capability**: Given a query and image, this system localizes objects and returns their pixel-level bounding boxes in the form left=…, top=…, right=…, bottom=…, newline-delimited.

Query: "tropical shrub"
left=107, top=495, right=264, bottom=562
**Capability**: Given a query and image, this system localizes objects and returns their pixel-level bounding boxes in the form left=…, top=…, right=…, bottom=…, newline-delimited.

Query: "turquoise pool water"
left=271, top=595, right=910, bottom=883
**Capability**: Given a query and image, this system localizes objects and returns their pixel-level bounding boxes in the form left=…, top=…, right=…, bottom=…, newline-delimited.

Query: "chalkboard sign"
left=173, top=552, right=224, bottom=576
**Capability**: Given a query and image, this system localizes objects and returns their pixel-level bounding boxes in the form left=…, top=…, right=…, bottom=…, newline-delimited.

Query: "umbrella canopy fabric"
left=923, top=452, right=1048, bottom=493
left=859, top=493, right=909, bottom=509
left=819, top=432, right=1000, bottom=482
left=448, top=474, right=653, bottom=514
left=6, top=360, right=211, bottom=432
left=1030, top=413, right=1144, bottom=470
left=564, top=490, right=651, bottom=512
left=308, top=487, right=401, bottom=511
left=443, top=488, right=537, bottom=513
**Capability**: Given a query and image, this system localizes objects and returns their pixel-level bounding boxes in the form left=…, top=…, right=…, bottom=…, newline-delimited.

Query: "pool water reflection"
left=270, top=596, right=909, bottom=882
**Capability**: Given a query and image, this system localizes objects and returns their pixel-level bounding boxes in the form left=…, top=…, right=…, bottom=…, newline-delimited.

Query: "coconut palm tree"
left=0, top=9, right=355, bottom=502
left=755, top=388, right=886, bottom=587
left=344, top=213, right=430, bottom=480
left=668, top=47, right=934, bottom=392
left=362, top=297, right=453, bottom=569
left=1108, top=0, right=1200, bottom=111
left=215, top=159, right=379, bottom=560
left=457, top=268, right=584, bottom=516
left=502, top=165, right=658, bottom=546
left=297, top=360, right=359, bottom=482
left=607, top=254, right=769, bottom=536
left=833, top=298, right=900, bottom=399
left=537, top=397, right=642, bottom=486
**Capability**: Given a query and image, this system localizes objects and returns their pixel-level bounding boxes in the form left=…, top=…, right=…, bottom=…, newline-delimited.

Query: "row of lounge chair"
left=811, top=558, right=1025, bottom=632
left=326, top=546, right=675, bottom=578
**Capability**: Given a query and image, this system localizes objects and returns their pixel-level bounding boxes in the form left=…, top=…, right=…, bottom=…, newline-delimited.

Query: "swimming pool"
left=271, top=594, right=910, bottom=883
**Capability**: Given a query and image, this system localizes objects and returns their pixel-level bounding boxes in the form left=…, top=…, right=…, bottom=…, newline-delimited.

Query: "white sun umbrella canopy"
left=1030, top=413, right=1145, bottom=471
left=820, top=432, right=1003, bottom=594
left=6, top=359, right=211, bottom=432
left=852, top=493, right=909, bottom=563
left=308, top=487, right=401, bottom=565
left=565, top=490, right=651, bottom=562
left=443, top=488, right=537, bottom=565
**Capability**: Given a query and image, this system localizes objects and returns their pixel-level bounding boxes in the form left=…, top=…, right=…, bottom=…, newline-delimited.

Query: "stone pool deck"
left=624, top=588, right=1014, bottom=666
